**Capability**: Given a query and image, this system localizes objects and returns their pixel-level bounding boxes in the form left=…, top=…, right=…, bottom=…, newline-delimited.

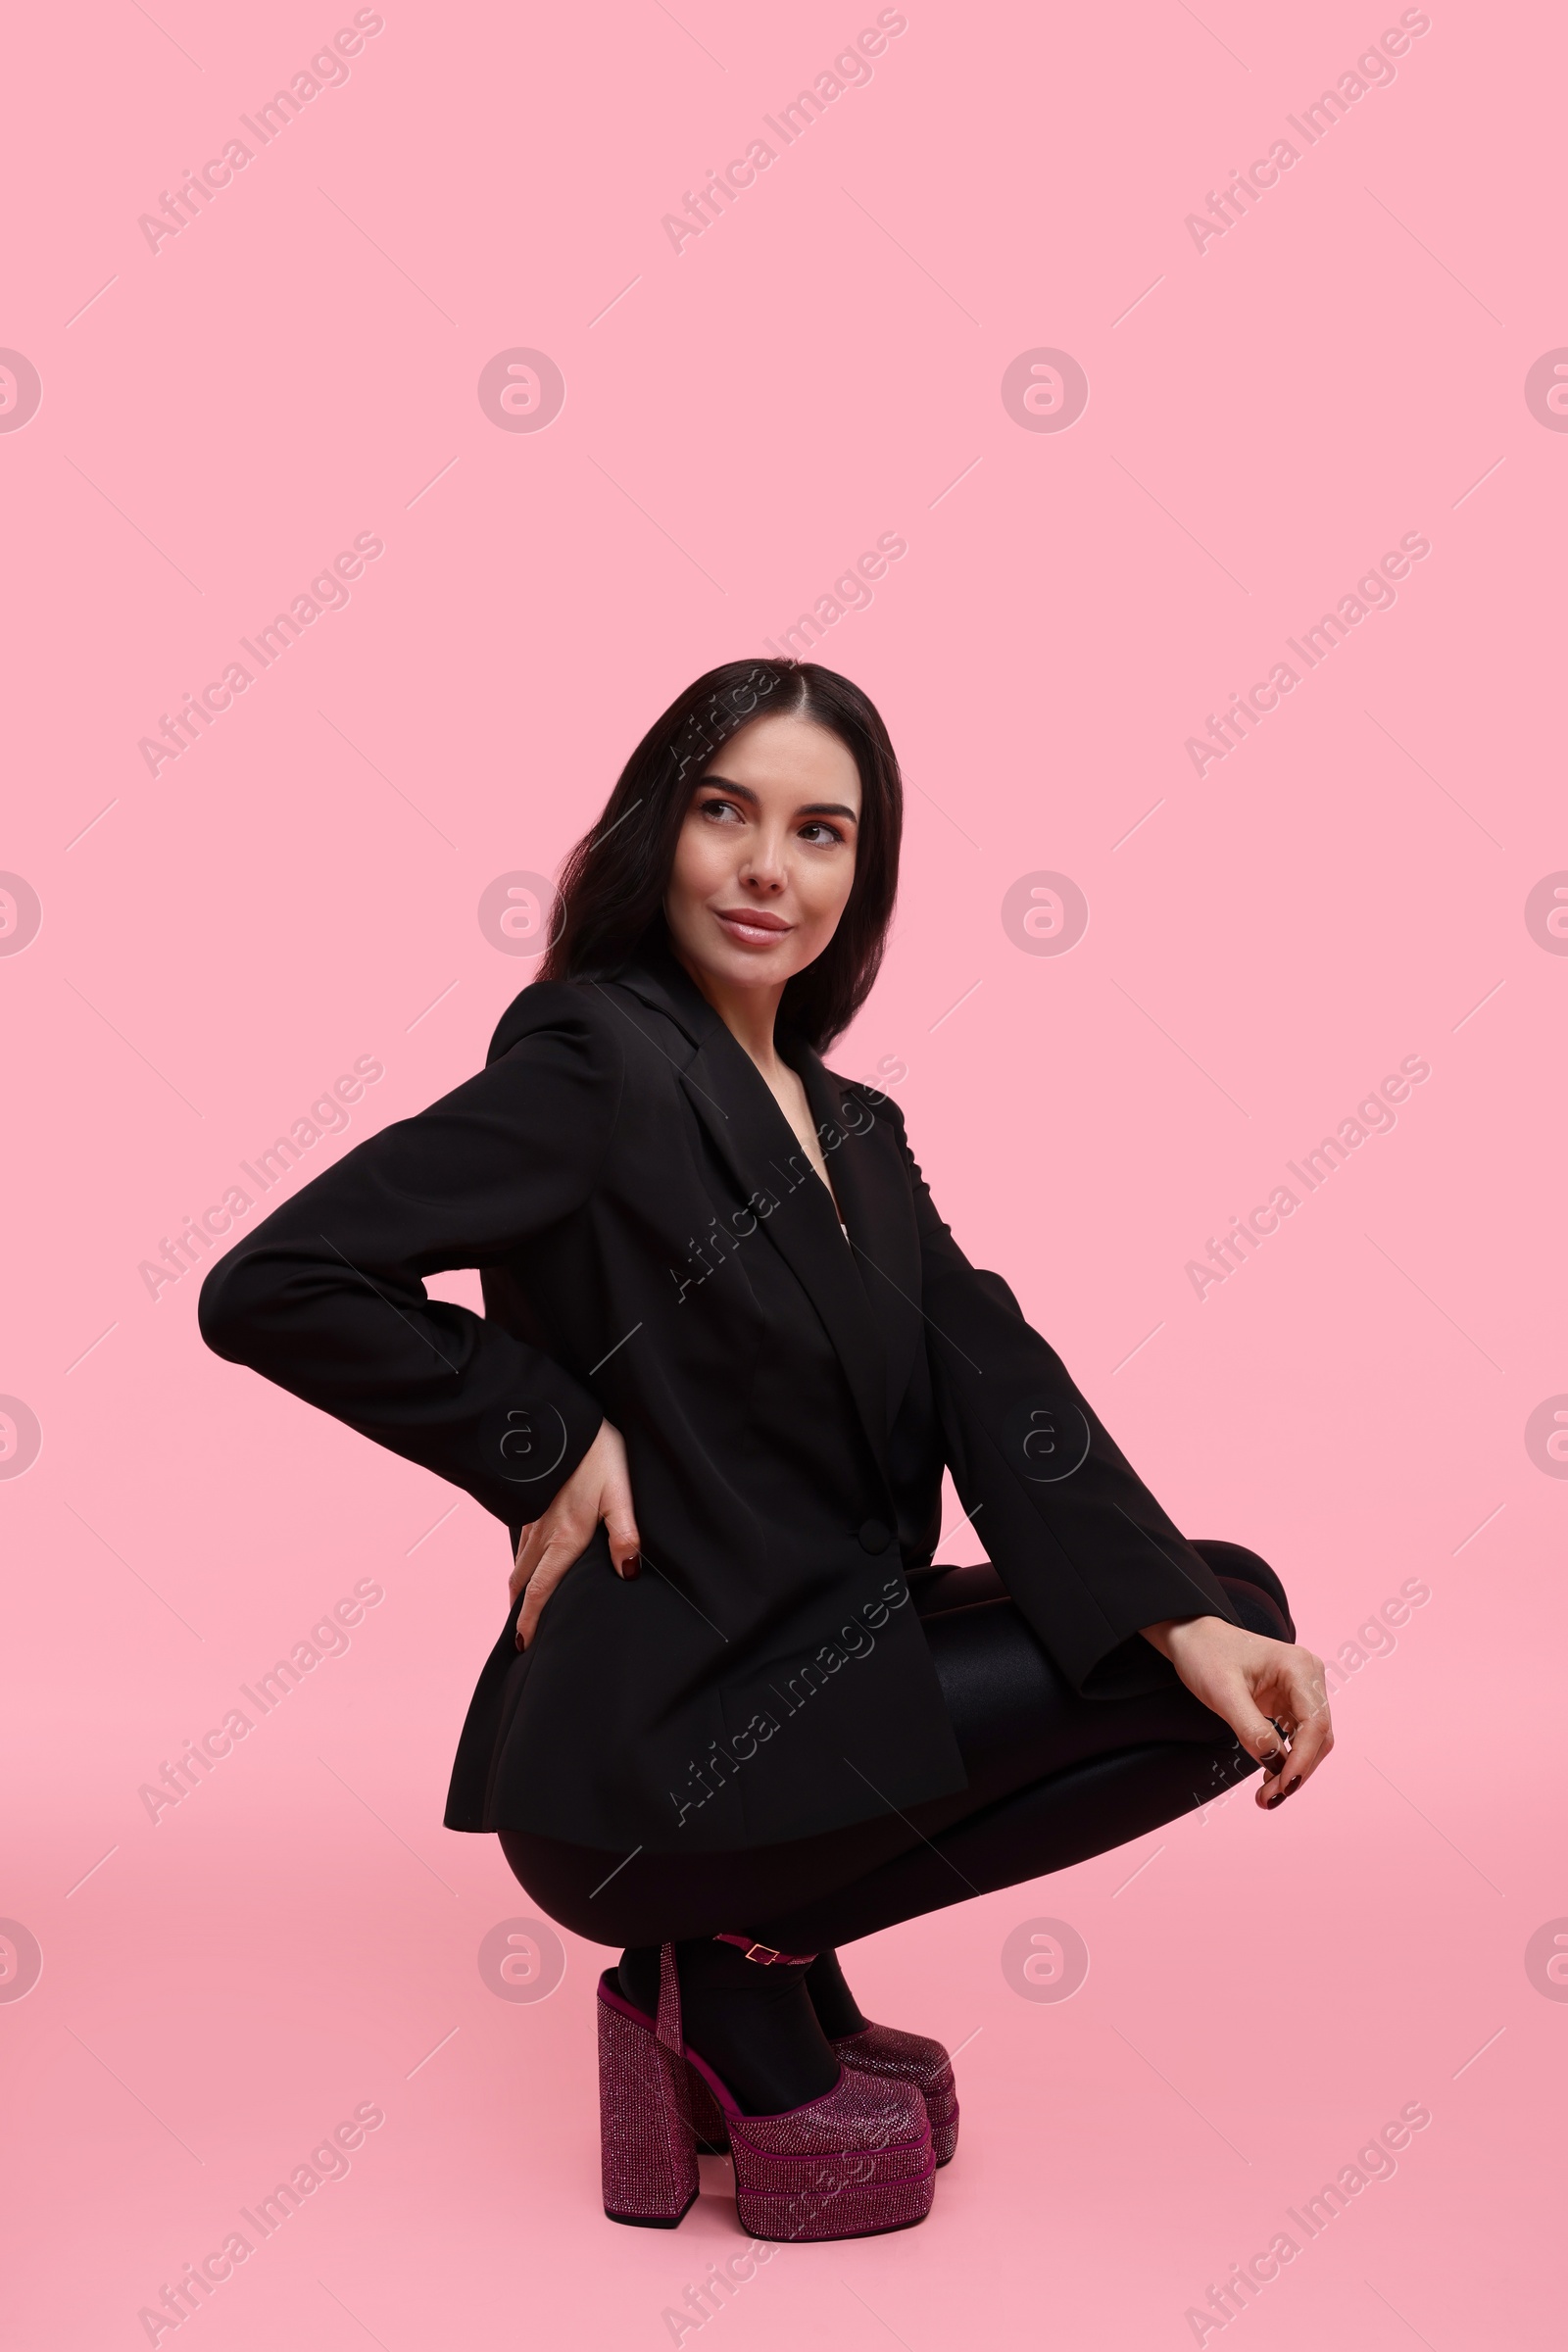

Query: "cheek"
left=793, top=852, right=857, bottom=935
left=668, top=817, right=733, bottom=904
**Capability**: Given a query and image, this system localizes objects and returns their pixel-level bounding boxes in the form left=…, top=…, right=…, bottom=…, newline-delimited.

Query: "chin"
left=718, top=948, right=794, bottom=986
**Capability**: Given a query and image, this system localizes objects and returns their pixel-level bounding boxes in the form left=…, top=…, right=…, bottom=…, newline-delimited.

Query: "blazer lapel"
left=609, top=945, right=895, bottom=1493
left=792, top=1046, right=925, bottom=1442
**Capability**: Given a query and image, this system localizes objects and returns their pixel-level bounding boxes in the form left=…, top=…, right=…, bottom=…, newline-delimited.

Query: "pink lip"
left=714, top=906, right=792, bottom=941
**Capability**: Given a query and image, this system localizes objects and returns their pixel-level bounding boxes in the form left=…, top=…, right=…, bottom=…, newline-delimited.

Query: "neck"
left=669, top=943, right=789, bottom=1076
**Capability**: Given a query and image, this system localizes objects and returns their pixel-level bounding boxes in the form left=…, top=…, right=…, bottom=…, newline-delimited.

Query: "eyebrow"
left=697, top=774, right=859, bottom=821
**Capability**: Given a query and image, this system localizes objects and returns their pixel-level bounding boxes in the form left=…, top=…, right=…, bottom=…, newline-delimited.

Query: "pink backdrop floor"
left=3, top=2, right=1564, bottom=2345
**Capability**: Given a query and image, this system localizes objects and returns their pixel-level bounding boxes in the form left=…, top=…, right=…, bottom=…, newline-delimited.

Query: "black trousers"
left=500, top=1541, right=1292, bottom=1953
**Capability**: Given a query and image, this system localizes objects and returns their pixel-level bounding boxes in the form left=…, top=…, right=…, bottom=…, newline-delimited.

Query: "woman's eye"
left=800, top=821, right=846, bottom=846
left=699, top=797, right=742, bottom=822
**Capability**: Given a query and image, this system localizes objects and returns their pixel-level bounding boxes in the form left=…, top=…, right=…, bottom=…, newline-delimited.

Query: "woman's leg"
left=498, top=1546, right=1288, bottom=1945
left=499, top=1544, right=1289, bottom=2103
left=750, top=1738, right=1255, bottom=1951
left=749, top=1544, right=1289, bottom=1951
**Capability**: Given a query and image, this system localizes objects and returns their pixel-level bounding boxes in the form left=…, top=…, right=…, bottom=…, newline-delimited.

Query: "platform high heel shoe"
left=820, top=2022, right=958, bottom=2167
left=684, top=1943, right=960, bottom=2169
left=597, top=1939, right=936, bottom=2239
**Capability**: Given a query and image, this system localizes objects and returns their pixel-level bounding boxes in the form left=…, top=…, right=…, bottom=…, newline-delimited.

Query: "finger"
left=511, top=1506, right=587, bottom=1598
left=508, top=1522, right=540, bottom=1602
left=514, top=1538, right=579, bottom=1648
left=1217, top=1695, right=1294, bottom=1810
left=1254, top=1710, right=1297, bottom=1796
left=1216, top=1683, right=1294, bottom=1783
left=602, top=1499, right=642, bottom=1579
left=1274, top=1663, right=1334, bottom=1794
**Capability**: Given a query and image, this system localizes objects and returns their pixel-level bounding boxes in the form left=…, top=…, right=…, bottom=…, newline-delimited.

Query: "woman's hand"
left=509, top=1419, right=642, bottom=1650
left=1141, top=1614, right=1333, bottom=1808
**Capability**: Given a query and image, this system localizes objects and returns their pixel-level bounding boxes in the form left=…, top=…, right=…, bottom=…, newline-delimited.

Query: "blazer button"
left=858, top=1518, right=892, bottom=1554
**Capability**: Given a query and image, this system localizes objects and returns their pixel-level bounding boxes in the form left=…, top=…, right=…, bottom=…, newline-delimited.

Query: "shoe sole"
left=690, top=2057, right=960, bottom=2166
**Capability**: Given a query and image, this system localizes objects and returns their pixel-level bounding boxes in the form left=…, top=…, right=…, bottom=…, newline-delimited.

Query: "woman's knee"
left=909, top=1560, right=1008, bottom=1617
left=1191, top=1539, right=1295, bottom=1642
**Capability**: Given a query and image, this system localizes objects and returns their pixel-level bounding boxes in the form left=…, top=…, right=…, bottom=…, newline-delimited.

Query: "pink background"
left=3, top=2, right=1564, bottom=2344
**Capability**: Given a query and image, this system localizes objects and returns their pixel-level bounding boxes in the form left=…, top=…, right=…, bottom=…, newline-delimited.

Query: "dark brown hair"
left=536, top=659, right=903, bottom=1051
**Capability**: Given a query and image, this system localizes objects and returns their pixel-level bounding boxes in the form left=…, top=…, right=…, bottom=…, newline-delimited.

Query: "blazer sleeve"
left=197, top=984, right=620, bottom=1528
left=890, top=1100, right=1245, bottom=1699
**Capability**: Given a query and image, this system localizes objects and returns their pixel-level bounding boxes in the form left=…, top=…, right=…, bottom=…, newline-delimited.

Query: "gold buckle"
left=744, top=1941, right=781, bottom=1965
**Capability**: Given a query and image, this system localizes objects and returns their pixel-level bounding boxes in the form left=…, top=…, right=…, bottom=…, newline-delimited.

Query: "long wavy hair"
left=535, top=659, right=903, bottom=1051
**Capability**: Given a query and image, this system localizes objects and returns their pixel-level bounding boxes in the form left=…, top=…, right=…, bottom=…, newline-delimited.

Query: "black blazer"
left=198, top=937, right=1243, bottom=1853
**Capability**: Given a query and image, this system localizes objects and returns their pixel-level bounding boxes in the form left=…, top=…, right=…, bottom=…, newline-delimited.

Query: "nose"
left=739, top=837, right=787, bottom=894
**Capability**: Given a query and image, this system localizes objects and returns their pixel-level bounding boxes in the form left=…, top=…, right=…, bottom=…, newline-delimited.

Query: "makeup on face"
left=663, top=714, right=861, bottom=997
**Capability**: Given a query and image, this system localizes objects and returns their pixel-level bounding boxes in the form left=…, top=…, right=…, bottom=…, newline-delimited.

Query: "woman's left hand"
left=1141, top=1614, right=1333, bottom=1808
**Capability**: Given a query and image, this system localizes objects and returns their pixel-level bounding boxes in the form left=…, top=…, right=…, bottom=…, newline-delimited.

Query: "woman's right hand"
left=509, top=1418, right=642, bottom=1649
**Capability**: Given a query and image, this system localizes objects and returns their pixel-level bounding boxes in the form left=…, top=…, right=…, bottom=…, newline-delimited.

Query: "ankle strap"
left=712, top=1935, right=817, bottom=1967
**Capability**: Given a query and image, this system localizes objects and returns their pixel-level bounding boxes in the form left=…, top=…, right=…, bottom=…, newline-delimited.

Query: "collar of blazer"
left=600, top=938, right=905, bottom=1496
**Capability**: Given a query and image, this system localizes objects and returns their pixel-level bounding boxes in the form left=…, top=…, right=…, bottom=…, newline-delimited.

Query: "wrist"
left=1140, top=1611, right=1223, bottom=1661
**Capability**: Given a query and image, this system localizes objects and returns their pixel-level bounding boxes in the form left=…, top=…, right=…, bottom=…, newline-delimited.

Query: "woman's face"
left=663, top=713, right=861, bottom=997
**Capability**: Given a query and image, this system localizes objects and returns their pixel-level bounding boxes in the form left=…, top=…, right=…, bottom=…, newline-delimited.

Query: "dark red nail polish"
left=1266, top=1792, right=1283, bottom=1809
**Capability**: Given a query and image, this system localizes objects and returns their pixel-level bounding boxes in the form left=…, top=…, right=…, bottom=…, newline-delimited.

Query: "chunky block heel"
left=597, top=1944, right=935, bottom=2241
left=687, top=2059, right=730, bottom=2154
left=598, top=1952, right=699, bottom=2227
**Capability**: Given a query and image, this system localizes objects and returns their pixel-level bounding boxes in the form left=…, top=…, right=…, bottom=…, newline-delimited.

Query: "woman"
left=199, top=659, right=1332, bottom=2244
